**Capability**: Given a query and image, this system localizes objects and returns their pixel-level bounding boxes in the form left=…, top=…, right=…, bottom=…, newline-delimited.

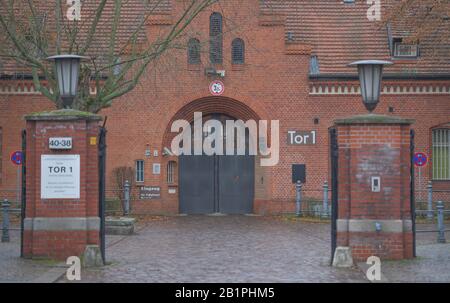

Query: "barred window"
left=188, top=38, right=201, bottom=64
left=232, top=38, right=245, bottom=64
left=135, top=160, right=144, bottom=182
left=432, top=129, right=450, bottom=180
left=209, top=12, right=223, bottom=64
left=0, top=127, right=2, bottom=183
left=167, top=161, right=177, bottom=184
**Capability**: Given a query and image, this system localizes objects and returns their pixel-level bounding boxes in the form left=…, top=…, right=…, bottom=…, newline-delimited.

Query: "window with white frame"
left=135, top=160, right=144, bottom=182
left=393, top=38, right=418, bottom=58
left=432, top=129, right=450, bottom=180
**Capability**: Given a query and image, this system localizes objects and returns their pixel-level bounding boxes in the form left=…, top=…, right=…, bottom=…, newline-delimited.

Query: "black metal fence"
left=1, top=180, right=449, bottom=243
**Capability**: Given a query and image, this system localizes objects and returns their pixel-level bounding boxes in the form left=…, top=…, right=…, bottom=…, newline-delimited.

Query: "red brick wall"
left=337, top=124, right=412, bottom=220
left=23, top=118, right=100, bottom=260
left=0, top=0, right=449, bottom=214
left=337, top=231, right=414, bottom=261
left=336, top=122, right=414, bottom=261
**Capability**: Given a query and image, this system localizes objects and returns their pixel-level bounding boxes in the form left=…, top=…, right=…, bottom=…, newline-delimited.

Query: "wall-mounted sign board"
left=41, top=155, right=80, bottom=199
left=49, top=137, right=73, bottom=150
left=139, top=186, right=161, bottom=200
left=287, top=131, right=316, bottom=145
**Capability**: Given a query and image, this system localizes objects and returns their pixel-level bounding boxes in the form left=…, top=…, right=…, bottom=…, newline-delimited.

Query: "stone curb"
left=31, top=262, right=67, bottom=283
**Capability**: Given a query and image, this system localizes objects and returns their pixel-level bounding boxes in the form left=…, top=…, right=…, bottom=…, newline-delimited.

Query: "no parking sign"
left=10, top=151, right=23, bottom=165
left=413, top=152, right=428, bottom=167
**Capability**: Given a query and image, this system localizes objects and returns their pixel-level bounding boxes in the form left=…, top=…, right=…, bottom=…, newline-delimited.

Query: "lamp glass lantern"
left=348, top=60, right=393, bottom=112
left=47, top=54, right=88, bottom=108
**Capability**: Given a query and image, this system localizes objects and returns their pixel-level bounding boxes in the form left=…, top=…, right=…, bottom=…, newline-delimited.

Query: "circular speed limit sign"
left=209, top=80, right=225, bottom=96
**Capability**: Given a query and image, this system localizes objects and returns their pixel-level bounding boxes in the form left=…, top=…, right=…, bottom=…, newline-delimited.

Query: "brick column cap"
left=334, top=114, right=414, bottom=125
left=24, top=109, right=102, bottom=121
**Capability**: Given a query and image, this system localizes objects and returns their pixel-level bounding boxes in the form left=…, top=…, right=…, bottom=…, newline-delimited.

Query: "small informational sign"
left=168, top=188, right=177, bottom=194
left=153, top=163, right=161, bottom=175
left=287, top=131, right=317, bottom=145
left=139, top=186, right=161, bottom=200
left=49, top=137, right=73, bottom=150
left=10, top=151, right=23, bottom=165
left=41, top=155, right=80, bottom=199
left=209, top=80, right=225, bottom=96
left=413, top=152, right=428, bottom=167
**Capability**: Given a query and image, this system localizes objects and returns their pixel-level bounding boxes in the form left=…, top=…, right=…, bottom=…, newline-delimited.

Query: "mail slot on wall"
left=292, top=164, right=306, bottom=183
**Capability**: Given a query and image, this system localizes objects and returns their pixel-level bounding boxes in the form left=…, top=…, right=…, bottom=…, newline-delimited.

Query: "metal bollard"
left=427, top=181, right=433, bottom=221
left=437, top=201, right=446, bottom=243
left=295, top=181, right=302, bottom=217
left=123, top=180, right=131, bottom=216
left=322, top=181, right=329, bottom=218
left=2, top=199, right=10, bottom=243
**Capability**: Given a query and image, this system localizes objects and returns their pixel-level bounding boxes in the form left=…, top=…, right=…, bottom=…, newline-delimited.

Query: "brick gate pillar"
left=23, top=109, right=102, bottom=260
left=334, top=114, right=414, bottom=262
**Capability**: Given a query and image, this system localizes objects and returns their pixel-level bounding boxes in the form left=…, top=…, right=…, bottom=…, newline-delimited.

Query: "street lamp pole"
left=47, top=54, right=89, bottom=109
left=348, top=60, right=393, bottom=113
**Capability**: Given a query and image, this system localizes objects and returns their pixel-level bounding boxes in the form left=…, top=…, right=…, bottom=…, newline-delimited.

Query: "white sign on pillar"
left=41, top=155, right=80, bottom=199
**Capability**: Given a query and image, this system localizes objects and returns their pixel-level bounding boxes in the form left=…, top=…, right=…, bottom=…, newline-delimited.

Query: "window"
left=167, top=161, right=176, bottom=184
left=210, top=12, right=223, bottom=64
left=393, top=38, right=419, bottom=58
left=153, top=163, right=161, bottom=175
left=432, top=129, right=450, bottom=180
left=0, top=127, right=2, bottom=183
left=231, top=38, right=245, bottom=64
left=309, top=55, right=320, bottom=75
left=135, top=160, right=144, bottom=182
left=188, top=38, right=201, bottom=64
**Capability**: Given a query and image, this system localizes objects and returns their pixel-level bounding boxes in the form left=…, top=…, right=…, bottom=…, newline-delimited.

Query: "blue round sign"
left=413, top=152, right=428, bottom=167
left=10, top=151, right=23, bottom=165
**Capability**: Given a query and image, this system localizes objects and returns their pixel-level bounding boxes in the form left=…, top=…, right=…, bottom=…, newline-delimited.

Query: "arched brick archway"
left=161, top=96, right=262, bottom=149
left=161, top=96, right=262, bottom=214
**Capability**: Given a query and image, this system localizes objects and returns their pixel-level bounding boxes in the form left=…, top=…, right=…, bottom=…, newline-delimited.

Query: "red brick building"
left=1, top=1, right=449, bottom=215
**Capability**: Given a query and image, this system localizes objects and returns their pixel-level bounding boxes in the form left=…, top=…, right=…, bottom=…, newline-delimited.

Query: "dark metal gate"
left=20, top=129, right=26, bottom=257
left=179, top=155, right=215, bottom=213
left=98, top=126, right=107, bottom=263
left=410, top=129, right=416, bottom=257
left=329, top=128, right=338, bottom=265
left=179, top=154, right=254, bottom=214
left=218, top=154, right=254, bottom=214
left=179, top=114, right=255, bottom=214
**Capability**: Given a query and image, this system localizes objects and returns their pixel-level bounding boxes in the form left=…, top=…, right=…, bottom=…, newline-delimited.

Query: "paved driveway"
left=77, top=216, right=366, bottom=283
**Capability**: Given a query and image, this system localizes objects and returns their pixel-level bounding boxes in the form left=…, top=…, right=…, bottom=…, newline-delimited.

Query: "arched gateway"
left=162, top=97, right=262, bottom=214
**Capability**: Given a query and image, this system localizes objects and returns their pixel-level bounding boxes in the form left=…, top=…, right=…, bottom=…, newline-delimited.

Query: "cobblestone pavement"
left=73, top=216, right=367, bottom=283
left=380, top=224, right=450, bottom=283
left=2, top=217, right=448, bottom=283
left=0, top=230, right=64, bottom=283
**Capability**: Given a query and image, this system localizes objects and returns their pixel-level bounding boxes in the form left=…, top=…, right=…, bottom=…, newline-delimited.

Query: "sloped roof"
left=260, top=0, right=450, bottom=75
left=1, top=0, right=449, bottom=77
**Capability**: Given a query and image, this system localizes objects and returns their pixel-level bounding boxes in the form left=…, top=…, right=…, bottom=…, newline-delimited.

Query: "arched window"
left=232, top=38, right=245, bottom=64
left=187, top=38, right=201, bottom=64
left=209, top=12, right=223, bottom=64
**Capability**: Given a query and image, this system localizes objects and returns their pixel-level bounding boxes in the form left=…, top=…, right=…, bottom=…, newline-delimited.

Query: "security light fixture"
left=348, top=60, right=392, bottom=112
left=205, top=67, right=225, bottom=78
left=47, top=54, right=89, bottom=108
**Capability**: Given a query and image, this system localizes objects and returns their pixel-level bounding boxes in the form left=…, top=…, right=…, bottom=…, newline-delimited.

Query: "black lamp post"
left=348, top=60, right=392, bottom=112
left=47, top=54, right=88, bottom=108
